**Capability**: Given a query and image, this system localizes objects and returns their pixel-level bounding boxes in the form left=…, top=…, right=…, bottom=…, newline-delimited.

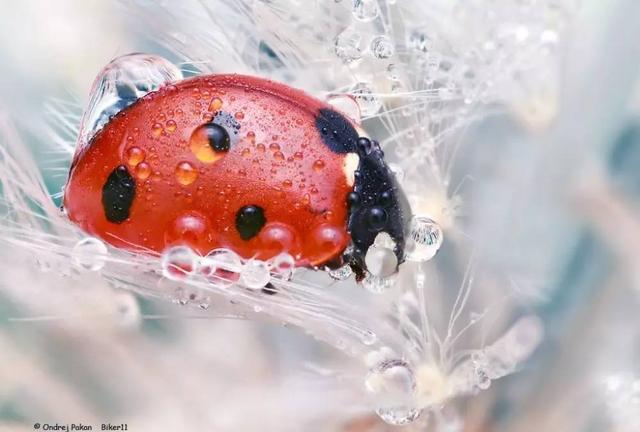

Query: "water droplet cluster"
left=161, top=246, right=297, bottom=294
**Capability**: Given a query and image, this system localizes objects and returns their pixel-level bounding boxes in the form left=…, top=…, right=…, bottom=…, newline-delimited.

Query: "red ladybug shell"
left=64, top=74, right=359, bottom=266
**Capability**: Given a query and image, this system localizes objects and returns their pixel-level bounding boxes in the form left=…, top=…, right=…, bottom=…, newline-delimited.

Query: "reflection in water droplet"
left=201, top=249, right=242, bottom=288
left=365, top=359, right=422, bottom=426
left=406, top=216, right=443, bottom=262
left=78, top=53, right=183, bottom=149
left=175, top=161, right=198, bottom=185
left=161, top=246, right=198, bottom=280
left=72, top=237, right=108, bottom=271
left=241, top=260, right=271, bottom=289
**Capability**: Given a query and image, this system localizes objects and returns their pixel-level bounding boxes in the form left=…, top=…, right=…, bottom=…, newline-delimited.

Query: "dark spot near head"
left=345, top=140, right=412, bottom=273
left=235, top=205, right=266, bottom=240
left=202, top=123, right=230, bottom=152
left=102, top=165, right=135, bottom=223
left=366, top=207, right=388, bottom=232
left=315, top=108, right=358, bottom=153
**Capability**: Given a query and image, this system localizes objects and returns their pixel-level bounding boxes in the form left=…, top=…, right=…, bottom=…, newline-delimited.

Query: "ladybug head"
left=344, top=137, right=411, bottom=280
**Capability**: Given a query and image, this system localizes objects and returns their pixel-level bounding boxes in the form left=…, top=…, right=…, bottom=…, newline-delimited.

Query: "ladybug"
left=64, top=73, right=411, bottom=278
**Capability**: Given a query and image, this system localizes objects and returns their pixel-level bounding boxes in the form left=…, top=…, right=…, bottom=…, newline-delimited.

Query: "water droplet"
left=175, top=161, right=198, bottom=185
left=151, top=122, right=164, bottom=137
left=328, top=264, right=353, bottom=280
left=405, top=216, right=443, bottom=262
left=271, top=253, right=295, bottom=280
left=161, top=246, right=198, bottom=280
left=209, top=97, right=223, bottom=111
left=125, top=147, right=145, bottom=167
left=241, top=260, right=271, bottom=289
left=388, top=163, right=404, bottom=182
left=313, top=159, right=326, bottom=172
left=326, top=95, right=362, bottom=124
left=166, top=119, right=177, bottom=133
left=334, top=25, right=364, bottom=63
left=78, top=53, right=183, bottom=149
left=408, top=29, right=433, bottom=53
left=371, top=35, right=394, bottom=59
left=386, top=63, right=400, bottom=81
left=113, top=292, right=141, bottom=329
left=72, top=237, right=108, bottom=271
left=362, top=273, right=396, bottom=293
left=362, top=330, right=378, bottom=345
left=365, top=244, right=398, bottom=277
left=352, top=0, right=379, bottom=22
left=201, top=249, right=242, bottom=288
left=350, top=82, right=382, bottom=117
left=365, top=359, right=421, bottom=425
left=190, top=123, right=230, bottom=163
left=135, top=162, right=151, bottom=180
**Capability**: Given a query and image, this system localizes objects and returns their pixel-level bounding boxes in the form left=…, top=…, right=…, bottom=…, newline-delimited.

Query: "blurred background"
left=1, top=0, right=640, bottom=431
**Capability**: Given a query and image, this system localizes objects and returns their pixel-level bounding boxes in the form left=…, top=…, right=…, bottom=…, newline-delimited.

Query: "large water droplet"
left=335, top=25, right=364, bottom=64
left=405, top=216, right=443, bottom=262
left=201, top=249, right=242, bottom=288
left=365, top=244, right=398, bottom=277
left=350, top=82, right=382, bottom=117
left=366, top=359, right=422, bottom=425
left=352, top=0, right=379, bottom=22
left=72, top=237, right=108, bottom=271
left=161, top=246, right=198, bottom=280
left=271, top=253, right=295, bottom=280
left=78, top=53, right=183, bottom=150
left=326, top=94, right=362, bottom=124
left=371, top=35, right=395, bottom=59
left=241, top=260, right=271, bottom=289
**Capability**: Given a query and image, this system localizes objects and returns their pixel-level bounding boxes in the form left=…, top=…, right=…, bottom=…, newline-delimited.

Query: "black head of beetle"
left=343, top=137, right=411, bottom=280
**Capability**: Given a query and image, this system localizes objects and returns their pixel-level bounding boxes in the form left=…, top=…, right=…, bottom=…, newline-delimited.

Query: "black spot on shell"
left=235, top=205, right=266, bottom=240
left=102, top=165, right=135, bottom=223
left=202, top=123, right=230, bottom=152
left=315, top=108, right=358, bottom=153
